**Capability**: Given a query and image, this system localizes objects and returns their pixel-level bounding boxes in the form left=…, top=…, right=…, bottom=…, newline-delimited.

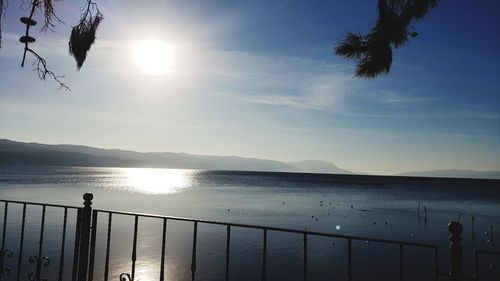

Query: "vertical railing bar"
left=35, top=205, right=46, bottom=281
left=1, top=202, right=7, bottom=254
left=103, top=213, right=112, bottom=281
left=399, top=244, right=404, bottom=281
left=131, top=215, right=138, bottom=281
left=225, top=225, right=231, bottom=281
left=58, top=207, right=68, bottom=281
left=16, top=203, right=26, bottom=281
left=191, top=221, right=198, bottom=281
left=347, top=238, right=352, bottom=281
left=261, top=228, right=267, bottom=281
left=71, top=208, right=82, bottom=281
left=160, top=218, right=167, bottom=281
left=303, top=233, right=307, bottom=281
left=0, top=202, right=6, bottom=281
left=88, top=210, right=98, bottom=281
left=434, top=248, right=439, bottom=281
left=474, top=249, right=478, bottom=280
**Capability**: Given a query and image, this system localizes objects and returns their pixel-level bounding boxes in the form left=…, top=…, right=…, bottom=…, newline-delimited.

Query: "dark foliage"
left=69, top=1, right=103, bottom=70
left=335, top=0, right=438, bottom=78
left=69, top=14, right=102, bottom=69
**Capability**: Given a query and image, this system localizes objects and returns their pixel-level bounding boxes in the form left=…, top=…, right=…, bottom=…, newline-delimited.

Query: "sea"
left=0, top=166, right=499, bottom=281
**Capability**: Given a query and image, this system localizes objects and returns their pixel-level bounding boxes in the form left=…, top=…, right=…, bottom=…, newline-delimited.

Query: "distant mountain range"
left=1, top=139, right=499, bottom=179
left=0, top=139, right=351, bottom=174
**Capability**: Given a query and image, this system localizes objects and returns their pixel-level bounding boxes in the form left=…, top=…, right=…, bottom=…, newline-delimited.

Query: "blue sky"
left=1, top=0, right=499, bottom=174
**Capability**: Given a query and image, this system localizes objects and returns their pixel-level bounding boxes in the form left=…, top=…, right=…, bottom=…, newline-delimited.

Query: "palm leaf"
left=335, top=32, right=365, bottom=59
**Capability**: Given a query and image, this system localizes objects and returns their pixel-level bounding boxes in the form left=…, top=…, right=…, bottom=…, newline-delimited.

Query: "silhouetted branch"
left=26, top=47, right=70, bottom=91
left=39, top=0, right=65, bottom=32
left=0, top=0, right=5, bottom=49
left=335, top=0, right=438, bottom=78
left=18, top=0, right=69, bottom=90
left=20, top=0, right=39, bottom=67
left=0, top=0, right=106, bottom=89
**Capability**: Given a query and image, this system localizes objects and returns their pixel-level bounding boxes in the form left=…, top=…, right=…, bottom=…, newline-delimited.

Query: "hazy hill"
left=397, top=169, right=500, bottom=180
left=0, top=139, right=351, bottom=174
left=3, top=139, right=498, bottom=179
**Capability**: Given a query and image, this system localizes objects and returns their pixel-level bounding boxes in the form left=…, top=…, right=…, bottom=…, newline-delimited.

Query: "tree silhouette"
left=335, top=0, right=438, bottom=78
left=1, top=1, right=439, bottom=88
left=0, top=0, right=103, bottom=90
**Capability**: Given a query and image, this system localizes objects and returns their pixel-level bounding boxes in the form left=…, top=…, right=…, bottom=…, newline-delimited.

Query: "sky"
left=0, top=0, right=499, bottom=175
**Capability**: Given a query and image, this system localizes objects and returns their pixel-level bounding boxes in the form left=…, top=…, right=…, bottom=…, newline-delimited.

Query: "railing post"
left=448, top=221, right=463, bottom=281
left=77, top=193, right=93, bottom=281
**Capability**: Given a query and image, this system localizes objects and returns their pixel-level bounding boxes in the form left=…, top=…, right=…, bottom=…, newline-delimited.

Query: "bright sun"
left=132, top=39, right=175, bottom=75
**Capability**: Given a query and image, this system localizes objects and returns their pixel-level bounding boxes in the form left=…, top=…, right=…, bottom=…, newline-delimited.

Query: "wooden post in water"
left=77, top=193, right=93, bottom=281
left=448, top=221, right=463, bottom=281
left=490, top=225, right=494, bottom=245
left=471, top=215, right=475, bottom=240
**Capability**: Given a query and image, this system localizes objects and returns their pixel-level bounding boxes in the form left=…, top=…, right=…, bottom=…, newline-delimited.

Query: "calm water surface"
left=0, top=166, right=499, bottom=281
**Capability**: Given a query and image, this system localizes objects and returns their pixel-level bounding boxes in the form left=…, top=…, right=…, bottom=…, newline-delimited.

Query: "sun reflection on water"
left=124, top=168, right=193, bottom=194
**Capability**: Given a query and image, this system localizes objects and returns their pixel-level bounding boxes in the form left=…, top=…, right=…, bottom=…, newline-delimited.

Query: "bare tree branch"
left=0, top=0, right=5, bottom=49
left=26, top=47, right=70, bottom=90
left=18, top=0, right=70, bottom=90
left=20, top=0, right=39, bottom=67
left=40, top=0, right=65, bottom=32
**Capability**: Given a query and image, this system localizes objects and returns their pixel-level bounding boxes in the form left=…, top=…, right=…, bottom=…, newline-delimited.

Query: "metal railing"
left=0, top=194, right=498, bottom=281
left=0, top=199, right=80, bottom=281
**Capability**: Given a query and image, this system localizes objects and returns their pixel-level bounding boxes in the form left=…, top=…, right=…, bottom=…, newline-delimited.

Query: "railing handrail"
left=0, top=196, right=439, bottom=249
left=93, top=208, right=438, bottom=249
left=0, top=198, right=80, bottom=209
left=0, top=196, right=438, bottom=249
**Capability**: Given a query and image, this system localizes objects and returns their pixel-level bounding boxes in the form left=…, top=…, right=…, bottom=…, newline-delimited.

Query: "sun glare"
left=132, top=39, right=175, bottom=75
left=125, top=168, right=192, bottom=194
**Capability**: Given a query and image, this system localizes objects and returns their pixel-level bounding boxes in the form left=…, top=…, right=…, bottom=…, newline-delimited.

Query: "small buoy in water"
left=384, top=221, right=388, bottom=225
left=282, top=202, right=285, bottom=205
left=227, top=209, right=230, bottom=212
left=365, top=240, right=370, bottom=244
left=350, top=204, right=353, bottom=208
left=312, top=215, right=314, bottom=218
left=336, top=225, right=341, bottom=230
left=315, top=218, right=318, bottom=221
left=328, top=212, right=330, bottom=216
left=372, top=222, right=376, bottom=225
left=410, top=234, right=415, bottom=238
left=331, top=241, right=335, bottom=246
